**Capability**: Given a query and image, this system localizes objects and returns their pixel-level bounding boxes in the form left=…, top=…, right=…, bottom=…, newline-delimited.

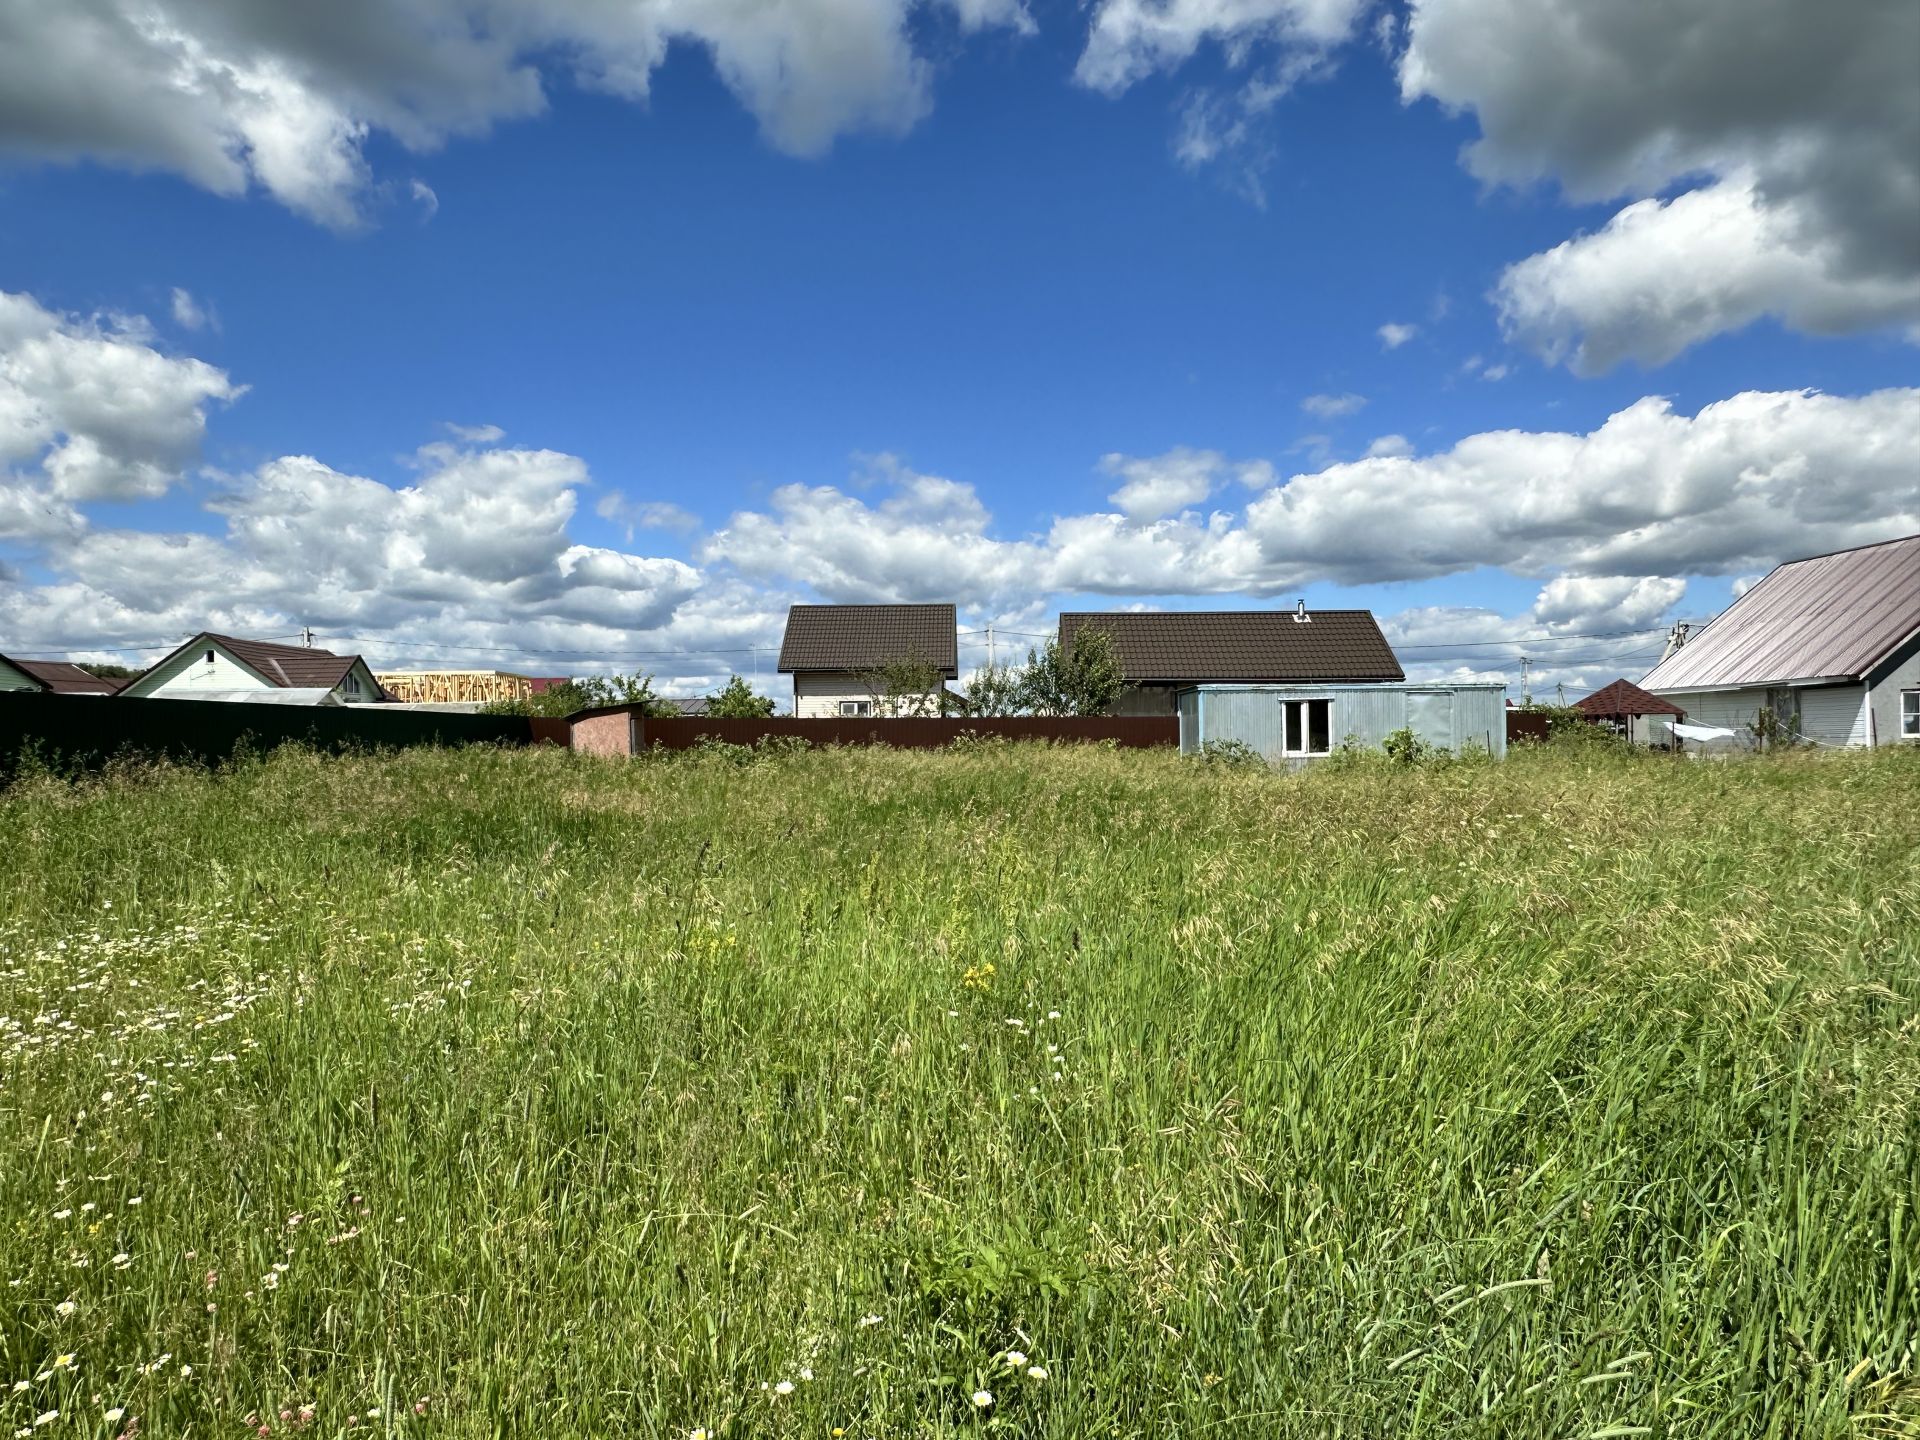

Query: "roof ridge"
left=1775, top=531, right=1920, bottom=566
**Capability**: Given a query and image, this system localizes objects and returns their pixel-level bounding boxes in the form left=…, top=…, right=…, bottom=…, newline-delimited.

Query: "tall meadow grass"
left=1, top=742, right=1915, bottom=1437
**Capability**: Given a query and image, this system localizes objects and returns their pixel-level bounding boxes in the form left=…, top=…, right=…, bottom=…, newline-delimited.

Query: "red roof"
left=1576, top=678, right=1686, bottom=719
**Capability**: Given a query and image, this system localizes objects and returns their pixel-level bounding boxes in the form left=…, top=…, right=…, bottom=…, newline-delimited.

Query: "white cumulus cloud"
left=1401, top=0, right=1920, bottom=367
left=0, top=0, right=1034, bottom=226
left=1301, top=391, right=1366, bottom=419
left=0, top=288, right=240, bottom=515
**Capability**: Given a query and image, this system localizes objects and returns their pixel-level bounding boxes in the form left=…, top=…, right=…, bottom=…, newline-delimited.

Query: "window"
left=342, top=673, right=361, bottom=696
left=203, top=648, right=215, bottom=665
left=1281, top=698, right=1332, bottom=756
left=1903, top=690, right=1920, bottom=739
left=839, top=699, right=873, bottom=717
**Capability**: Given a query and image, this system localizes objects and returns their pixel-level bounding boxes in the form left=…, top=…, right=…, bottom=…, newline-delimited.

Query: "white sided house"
left=119, top=633, right=388, bottom=706
left=0, top=654, right=124, bottom=694
left=777, top=604, right=958, bottom=717
left=1641, top=534, right=1920, bottom=748
left=0, top=653, right=42, bottom=691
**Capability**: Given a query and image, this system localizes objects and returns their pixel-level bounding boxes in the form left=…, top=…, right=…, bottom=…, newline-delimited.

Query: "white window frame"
left=1902, top=689, right=1920, bottom=739
left=342, top=671, right=361, bottom=696
left=1280, top=697, right=1333, bottom=757
left=838, top=699, right=873, bottom=717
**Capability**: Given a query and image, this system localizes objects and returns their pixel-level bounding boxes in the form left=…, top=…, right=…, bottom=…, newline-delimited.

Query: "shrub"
left=1196, top=738, right=1266, bottom=769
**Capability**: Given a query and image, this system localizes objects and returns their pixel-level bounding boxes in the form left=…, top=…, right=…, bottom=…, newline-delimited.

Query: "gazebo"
left=1575, top=678, right=1686, bottom=745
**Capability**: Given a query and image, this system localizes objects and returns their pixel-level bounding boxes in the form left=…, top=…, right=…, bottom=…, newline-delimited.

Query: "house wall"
left=791, top=672, right=942, bottom=717
left=1182, top=684, right=1507, bottom=761
left=1797, top=685, right=1869, bottom=748
left=0, top=659, right=40, bottom=691
left=569, top=710, right=636, bottom=757
left=335, top=659, right=382, bottom=704
left=1868, top=631, right=1920, bottom=744
left=123, top=644, right=267, bottom=697
left=1658, top=682, right=1878, bottom=748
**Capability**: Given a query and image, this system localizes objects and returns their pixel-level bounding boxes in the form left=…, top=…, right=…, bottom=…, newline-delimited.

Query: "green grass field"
left=2, top=742, right=1916, bottom=1439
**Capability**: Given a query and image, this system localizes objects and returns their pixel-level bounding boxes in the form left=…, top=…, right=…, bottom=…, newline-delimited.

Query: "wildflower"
left=177, top=1366, right=191, bottom=1379
left=858, top=1313, right=882, bottom=1327
left=51, top=1356, right=73, bottom=1370
left=1026, top=1366, right=1048, bottom=1381
left=53, top=1301, right=76, bottom=1318
left=799, top=1368, right=813, bottom=1382
left=10, top=1382, right=26, bottom=1394
left=365, top=1405, right=380, bottom=1417
left=774, top=1379, right=795, bottom=1396
left=971, top=1390, right=993, bottom=1409
left=33, top=1414, right=57, bottom=1430
left=413, top=1402, right=427, bottom=1416
left=80, top=1203, right=94, bottom=1213
left=298, top=1406, right=315, bottom=1423
left=1047, top=1010, right=1061, bottom=1020
left=127, top=1198, right=140, bottom=1207
left=691, top=1431, right=709, bottom=1440
left=262, top=1273, right=279, bottom=1290
left=111, top=1254, right=130, bottom=1268
left=103, top=1410, right=124, bottom=1424
left=52, top=1210, right=71, bottom=1221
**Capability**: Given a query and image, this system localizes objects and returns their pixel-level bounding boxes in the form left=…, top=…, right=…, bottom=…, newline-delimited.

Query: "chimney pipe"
left=1293, top=598, right=1309, bottom=623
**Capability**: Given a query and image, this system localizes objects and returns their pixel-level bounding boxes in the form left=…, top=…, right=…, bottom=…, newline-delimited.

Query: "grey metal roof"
left=1060, top=609, right=1404, bottom=683
left=777, top=604, right=959, bottom=676
left=1641, top=534, right=1920, bottom=691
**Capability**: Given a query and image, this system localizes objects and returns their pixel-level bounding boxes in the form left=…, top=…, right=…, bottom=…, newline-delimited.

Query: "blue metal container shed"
left=1176, top=682, right=1508, bottom=761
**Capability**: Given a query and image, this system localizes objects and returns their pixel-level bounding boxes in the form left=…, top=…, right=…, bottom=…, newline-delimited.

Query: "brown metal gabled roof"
left=12, top=660, right=125, bottom=694
left=128, top=632, right=379, bottom=695
left=777, top=604, right=959, bottom=676
left=1641, top=533, right=1920, bottom=691
left=1575, top=678, right=1684, bottom=719
left=1058, top=609, right=1404, bottom=683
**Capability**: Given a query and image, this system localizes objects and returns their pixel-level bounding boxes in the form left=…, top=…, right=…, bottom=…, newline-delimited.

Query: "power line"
left=7, top=633, right=305, bottom=656
left=1391, top=626, right=1667, bottom=650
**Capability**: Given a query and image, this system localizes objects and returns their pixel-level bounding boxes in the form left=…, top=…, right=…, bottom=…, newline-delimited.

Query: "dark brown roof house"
left=777, top=603, right=959, bottom=717
left=1574, top=677, right=1685, bottom=745
left=0, top=655, right=126, bottom=695
left=117, top=632, right=390, bottom=705
left=1058, top=602, right=1404, bottom=715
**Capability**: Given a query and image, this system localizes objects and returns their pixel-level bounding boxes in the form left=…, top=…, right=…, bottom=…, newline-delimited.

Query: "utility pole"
left=1556, top=681, right=1566, bottom=706
left=301, top=626, right=314, bottom=648
left=1520, top=655, right=1531, bottom=707
left=1658, top=620, right=1691, bottom=663
left=986, top=622, right=995, bottom=668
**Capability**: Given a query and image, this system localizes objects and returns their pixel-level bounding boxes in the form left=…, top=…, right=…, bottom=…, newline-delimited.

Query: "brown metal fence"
left=609, top=713, right=1178, bottom=751
left=1505, top=712, right=1552, bottom=745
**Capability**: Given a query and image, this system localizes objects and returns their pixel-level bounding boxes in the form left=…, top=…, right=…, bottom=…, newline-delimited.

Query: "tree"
left=1017, top=628, right=1125, bottom=716
left=858, top=649, right=949, bottom=716
left=482, top=671, right=667, bottom=717
left=959, top=660, right=1024, bottom=717
left=706, top=675, right=776, bottom=718
left=78, top=663, right=142, bottom=679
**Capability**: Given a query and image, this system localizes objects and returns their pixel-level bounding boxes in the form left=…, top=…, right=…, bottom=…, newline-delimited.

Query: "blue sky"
left=0, top=0, right=1915, bottom=698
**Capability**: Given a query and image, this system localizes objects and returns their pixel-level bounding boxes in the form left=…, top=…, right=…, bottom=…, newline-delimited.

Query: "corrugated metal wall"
left=1661, top=685, right=1875, bottom=748
left=1797, top=685, right=1870, bottom=747
left=1182, top=685, right=1507, bottom=761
